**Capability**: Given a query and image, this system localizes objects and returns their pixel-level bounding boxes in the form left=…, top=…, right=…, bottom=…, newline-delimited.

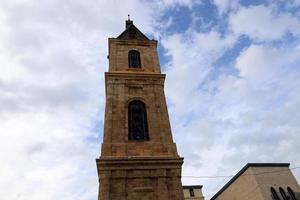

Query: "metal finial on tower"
left=126, top=14, right=133, bottom=29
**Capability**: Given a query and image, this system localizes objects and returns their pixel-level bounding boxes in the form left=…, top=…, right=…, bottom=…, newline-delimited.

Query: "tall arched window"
left=128, top=100, right=149, bottom=140
left=271, top=187, right=280, bottom=200
left=279, top=187, right=288, bottom=200
left=287, top=187, right=297, bottom=200
left=128, top=50, right=141, bottom=68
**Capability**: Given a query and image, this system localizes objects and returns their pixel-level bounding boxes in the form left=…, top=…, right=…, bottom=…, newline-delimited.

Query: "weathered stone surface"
left=97, top=157, right=184, bottom=200
left=97, top=22, right=184, bottom=200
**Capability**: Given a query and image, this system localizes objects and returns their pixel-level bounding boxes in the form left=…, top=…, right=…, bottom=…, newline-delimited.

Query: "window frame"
left=189, top=188, right=195, bottom=197
left=128, top=100, right=149, bottom=141
left=128, top=50, right=141, bottom=68
left=287, top=187, right=297, bottom=200
left=271, top=187, right=280, bottom=200
left=279, top=187, right=288, bottom=200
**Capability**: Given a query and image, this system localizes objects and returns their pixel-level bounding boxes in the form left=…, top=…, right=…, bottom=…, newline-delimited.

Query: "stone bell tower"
left=96, top=18, right=184, bottom=200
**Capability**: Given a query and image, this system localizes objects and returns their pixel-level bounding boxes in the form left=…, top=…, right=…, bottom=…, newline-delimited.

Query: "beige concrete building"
left=96, top=18, right=184, bottom=200
left=211, top=163, right=300, bottom=200
left=183, top=185, right=205, bottom=200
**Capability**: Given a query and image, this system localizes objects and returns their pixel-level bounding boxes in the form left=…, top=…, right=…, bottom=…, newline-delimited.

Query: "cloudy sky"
left=1, top=0, right=300, bottom=199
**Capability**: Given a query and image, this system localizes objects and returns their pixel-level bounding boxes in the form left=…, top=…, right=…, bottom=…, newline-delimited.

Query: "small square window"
left=189, top=188, right=195, bottom=197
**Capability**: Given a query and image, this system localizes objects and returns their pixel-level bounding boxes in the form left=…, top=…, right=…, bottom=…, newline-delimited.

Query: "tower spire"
left=125, top=14, right=133, bottom=29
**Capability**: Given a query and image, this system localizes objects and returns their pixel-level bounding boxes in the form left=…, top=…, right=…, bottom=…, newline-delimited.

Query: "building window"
left=128, top=100, right=149, bottom=140
left=189, top=188, right=195, bottom=197
left=271, top=187, right=280, bottom=200
left=279, top=187, right=288, bottom=200
left=287, top=187, right=297, bottom=200
left=128, top=50, right=141, bottom=68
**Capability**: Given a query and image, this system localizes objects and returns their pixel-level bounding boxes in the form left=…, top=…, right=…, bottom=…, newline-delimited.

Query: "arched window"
left=271, top=187, right=280, bottom=200
left=128, top=100, right=149, bottom=140
left=279, top=187, right=288, bottom=200
left=287, top=187, right=297, bottom=200
left=128, top=50, right=141, bottom=68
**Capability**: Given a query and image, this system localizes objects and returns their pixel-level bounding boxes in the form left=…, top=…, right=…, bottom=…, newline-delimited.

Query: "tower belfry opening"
left=96, top=19, right=184, bottom=200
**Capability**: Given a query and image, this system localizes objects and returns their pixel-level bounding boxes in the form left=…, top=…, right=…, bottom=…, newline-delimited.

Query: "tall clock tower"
left=96, top=19, right=184, bottom=200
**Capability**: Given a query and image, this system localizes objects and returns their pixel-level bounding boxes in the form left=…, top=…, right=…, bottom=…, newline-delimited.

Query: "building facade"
left=183, top=185, right=205, bottom=200
left=211, top=163, right=300, bottom=200
left=96, top=19, right=184, bottom=200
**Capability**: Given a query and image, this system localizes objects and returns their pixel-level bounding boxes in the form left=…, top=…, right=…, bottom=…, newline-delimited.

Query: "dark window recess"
left=271, top=187, right=281, bottom=200
left=128, top=50, right=141, bottom=68
left=189, top=188, right=195, bottom=197
left=279, top=187, right=288, bottom=200
left=287, top=187, right=297, bottom=200
left=128, top=100, right=149, bottom=141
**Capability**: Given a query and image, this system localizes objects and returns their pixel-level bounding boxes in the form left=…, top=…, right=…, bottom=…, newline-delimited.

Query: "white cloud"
left=0, top=0, right=160, bottom=199
left=163, top=29, right=300, bottom=197
left=162, top=30, right=236, bottom=120
left=213, top=0, right=239, bottom=14
left=229, top=5, right=300, bottom=41
left=0, top=112, right=99, bottom=200
left=1, top=0, right=300, bottom=199
left=160, top=0, right=199, bottom=8
left=236, top=45, right=300, bottom=79
left=282, top=0, right=300, bottom=7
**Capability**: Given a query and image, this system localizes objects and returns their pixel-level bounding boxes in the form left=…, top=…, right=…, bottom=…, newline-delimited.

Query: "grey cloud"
left=163, top=11, right=300, bottom=200
left=0, top=0, right=164, bottom=199
left=1, top=1, right=300, bottom=200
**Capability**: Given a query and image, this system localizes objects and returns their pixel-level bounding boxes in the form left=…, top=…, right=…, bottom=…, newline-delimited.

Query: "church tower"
left=96, top=18, right=184, bottom=200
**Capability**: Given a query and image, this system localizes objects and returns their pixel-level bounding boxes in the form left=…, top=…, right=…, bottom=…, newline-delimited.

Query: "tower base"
left=96, top=157, right=184, bottom=200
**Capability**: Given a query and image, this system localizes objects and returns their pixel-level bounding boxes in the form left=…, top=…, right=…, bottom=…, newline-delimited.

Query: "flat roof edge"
left=183, top=185, right=203, bottom=189
left=210, top=163, right=290, bottom=200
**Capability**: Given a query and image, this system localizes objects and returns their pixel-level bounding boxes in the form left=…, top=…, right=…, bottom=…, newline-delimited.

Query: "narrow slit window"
left=128, top=100, right=149, bottom=140
left=128, top=50, right=141, bottom=68
left=189, top=188, right=195, bottom=197
left=271, top=187, right=280, bottom=200
left=287, top=187, right=297, bottom=200
left=279, top=187, right=288, bottom=200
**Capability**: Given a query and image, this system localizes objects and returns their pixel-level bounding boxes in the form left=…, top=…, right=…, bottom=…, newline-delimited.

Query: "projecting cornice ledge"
left=105, top=72, right=165, bottom=78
